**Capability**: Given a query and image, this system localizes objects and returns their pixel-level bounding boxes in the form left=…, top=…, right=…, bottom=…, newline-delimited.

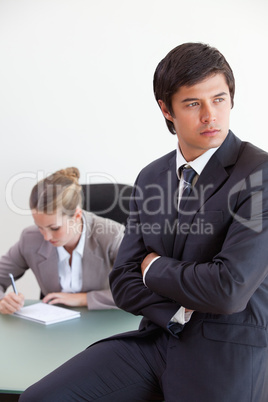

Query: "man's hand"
left=141, top=252, right=160, bottom=276
left=141, top=253, right=194, bottom=316
left=0, top=292, right=25, bottom=314
left=42, top=292, right=88, bottom=307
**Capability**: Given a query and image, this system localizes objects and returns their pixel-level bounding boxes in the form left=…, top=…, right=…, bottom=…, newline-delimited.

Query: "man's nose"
left=200, top=104, right=216, bottom=124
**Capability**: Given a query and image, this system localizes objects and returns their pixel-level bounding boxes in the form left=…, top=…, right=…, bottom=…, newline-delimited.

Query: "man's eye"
left=188, top=102, right=199, bottom=107
left=214, top=98, right=224, bottom=103
left=51, top=227, right=60, bottom=231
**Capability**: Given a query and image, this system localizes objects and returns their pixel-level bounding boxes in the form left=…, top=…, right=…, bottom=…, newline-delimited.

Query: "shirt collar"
left=176, top=143, right=219, bottom=178
left=57, top=214, right=86, bottom=261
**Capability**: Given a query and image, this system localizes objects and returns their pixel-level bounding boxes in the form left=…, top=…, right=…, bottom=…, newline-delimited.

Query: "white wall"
left=1, top=0, right=268, bottom=298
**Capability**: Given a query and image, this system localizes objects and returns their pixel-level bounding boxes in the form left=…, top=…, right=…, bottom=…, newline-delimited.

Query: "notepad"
left=13, top=302, right=81, bottom=325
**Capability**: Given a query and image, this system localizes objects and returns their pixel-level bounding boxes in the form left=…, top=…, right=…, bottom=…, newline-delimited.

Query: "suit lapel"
left=37, top=240, right=61, bottom=291
left=157, top=152, right=179, bottom=256
left=172, top=131, right=242, bottom=258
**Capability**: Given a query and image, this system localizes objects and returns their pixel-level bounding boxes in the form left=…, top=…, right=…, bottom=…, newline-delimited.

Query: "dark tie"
left=168, top=165, right=197, bottom=337
left=181, top=165, right=196, bottom=198
left=177, top=165, right=197, bottom=215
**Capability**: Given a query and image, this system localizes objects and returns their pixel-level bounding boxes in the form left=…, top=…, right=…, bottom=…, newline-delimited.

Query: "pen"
left=9, top=273, right=18, bottom=295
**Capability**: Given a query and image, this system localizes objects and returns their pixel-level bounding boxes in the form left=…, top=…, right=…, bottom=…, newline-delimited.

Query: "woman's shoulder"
left=82, top=210, right=124, bottom=237
left=19, top=225, right=44, bottom=246
left=21, top=225, right=41, bottom=237
left=83, top=210, right=122, bottom=225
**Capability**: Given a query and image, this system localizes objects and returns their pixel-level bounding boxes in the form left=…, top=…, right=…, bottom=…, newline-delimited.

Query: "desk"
left=0, top=301, right=141, bottom=397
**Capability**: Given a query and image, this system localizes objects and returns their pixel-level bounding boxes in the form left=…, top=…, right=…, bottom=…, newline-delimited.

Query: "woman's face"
left=31, top=208, right=83, bottom=249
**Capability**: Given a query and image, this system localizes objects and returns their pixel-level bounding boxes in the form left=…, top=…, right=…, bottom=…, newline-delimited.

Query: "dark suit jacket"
left=110, top=131, right=268, bottom=402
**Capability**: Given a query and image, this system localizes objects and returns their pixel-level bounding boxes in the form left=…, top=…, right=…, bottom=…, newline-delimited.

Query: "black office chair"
left=81, top=183, right=133, bottom=226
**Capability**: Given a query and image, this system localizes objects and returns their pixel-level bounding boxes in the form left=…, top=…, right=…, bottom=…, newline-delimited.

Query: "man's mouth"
left=200, top=129, right=220, bottom=136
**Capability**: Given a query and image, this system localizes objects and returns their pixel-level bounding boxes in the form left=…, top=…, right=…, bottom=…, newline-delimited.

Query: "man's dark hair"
left=153, top=42, right=235, bottom=134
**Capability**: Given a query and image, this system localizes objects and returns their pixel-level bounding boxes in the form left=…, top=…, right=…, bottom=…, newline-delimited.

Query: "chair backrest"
left=81, top=183, right=133, bottom=226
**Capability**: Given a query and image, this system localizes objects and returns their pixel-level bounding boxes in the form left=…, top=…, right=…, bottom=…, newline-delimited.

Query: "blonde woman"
left=0, top=167, right=124, bottom=314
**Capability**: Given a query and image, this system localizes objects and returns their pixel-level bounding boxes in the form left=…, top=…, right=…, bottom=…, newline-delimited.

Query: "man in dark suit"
left=20, top=43, right=268, bottom=402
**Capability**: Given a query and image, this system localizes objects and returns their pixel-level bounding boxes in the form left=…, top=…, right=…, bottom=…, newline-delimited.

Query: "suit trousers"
left=19, top=332, right=169, bottom=402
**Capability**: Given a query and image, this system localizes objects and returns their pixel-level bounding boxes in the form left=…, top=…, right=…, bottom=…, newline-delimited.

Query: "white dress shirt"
left=144, top=142, right=219, bottom=324
left=57, top=215, right=86, bottom=293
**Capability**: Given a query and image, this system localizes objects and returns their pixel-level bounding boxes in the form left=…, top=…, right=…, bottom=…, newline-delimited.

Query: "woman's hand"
left=42, top=292, right=87, bottom=307
left=0, top=292, right=25, bottom=314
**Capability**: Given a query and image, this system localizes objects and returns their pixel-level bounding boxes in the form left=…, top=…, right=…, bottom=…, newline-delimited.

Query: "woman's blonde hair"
left=30, top=167, right=82, bottom=216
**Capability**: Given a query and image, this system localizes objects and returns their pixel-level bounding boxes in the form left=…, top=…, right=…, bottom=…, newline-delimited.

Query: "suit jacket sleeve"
left=145, top=160, right=268, bottom=315
left=83, top=212, right=125, bottom=310
left=110, top=181, right=183, bottom=330
left=0, top=229, right=30, bottom=298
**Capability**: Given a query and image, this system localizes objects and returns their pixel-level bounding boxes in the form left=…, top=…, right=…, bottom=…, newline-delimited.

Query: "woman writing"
left=0, top=167, right=124, bottom=314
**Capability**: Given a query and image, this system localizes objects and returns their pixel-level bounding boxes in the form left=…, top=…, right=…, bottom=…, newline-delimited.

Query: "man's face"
left=159, top=73, right=232, bottom=161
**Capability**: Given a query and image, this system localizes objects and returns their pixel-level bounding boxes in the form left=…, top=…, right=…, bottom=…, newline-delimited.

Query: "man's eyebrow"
left=181, top=97, right=199, bottom=103
left=213, top=91, right=228, bottom=98
left=181, top=92, right=229, bottom=103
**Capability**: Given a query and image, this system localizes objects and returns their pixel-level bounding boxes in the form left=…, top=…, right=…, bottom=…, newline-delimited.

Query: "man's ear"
left=158, top=100, right=173, bottom=122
